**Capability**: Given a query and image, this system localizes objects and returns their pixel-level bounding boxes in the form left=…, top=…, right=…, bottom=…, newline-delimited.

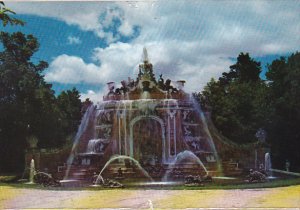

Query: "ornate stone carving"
left=182, top=110, right=190, bottom=121
left=184, top=126, right=192, bottom=136
left=168, top=110, right=177, bottom=119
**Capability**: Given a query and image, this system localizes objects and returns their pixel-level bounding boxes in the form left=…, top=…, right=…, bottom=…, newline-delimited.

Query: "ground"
left=1, top=185, right=300, bottom=209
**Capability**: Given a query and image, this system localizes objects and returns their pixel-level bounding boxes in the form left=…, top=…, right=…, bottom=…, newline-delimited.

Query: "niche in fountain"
left=62, top=48, right=268, bottom=183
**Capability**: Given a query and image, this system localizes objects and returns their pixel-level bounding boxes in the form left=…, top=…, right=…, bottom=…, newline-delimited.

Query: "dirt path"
left=1, top=185, right=300, bottom=209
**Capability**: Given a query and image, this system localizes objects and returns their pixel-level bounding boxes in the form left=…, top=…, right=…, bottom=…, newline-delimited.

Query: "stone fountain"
left=59, top=48, right=268, bottom=186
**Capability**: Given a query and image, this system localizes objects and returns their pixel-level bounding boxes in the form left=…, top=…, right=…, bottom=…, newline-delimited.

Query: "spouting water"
left=95, top=155, right=154, bottom=184
left=265, top=152, right=274, bottom=177
left=93, top=174, right=104, bottom=185
left=163, top=150, right=208, bottom=181
left=35, top=171, right=52, bottom=178
left=29, top=159, right=35, bottom=184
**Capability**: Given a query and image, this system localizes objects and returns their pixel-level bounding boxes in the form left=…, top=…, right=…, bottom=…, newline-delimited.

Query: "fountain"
left=59, top=48, right=268, bottom=187
left=264, top=152, right=276, bottom=179
left=95, top=155, right=154, bottom=184
left=163, top=150, right=208, bottom=181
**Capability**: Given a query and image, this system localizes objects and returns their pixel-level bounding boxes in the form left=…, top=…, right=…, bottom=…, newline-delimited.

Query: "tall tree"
left=57, top=88, right=82, bottom=139
left=0, top=6, right=83, bottom=172
left=266, top=53, right=300, bottom=171
left=0, top=31, right=83, bottom=172
left=0, top=32, right=49, bottom=171
left=198, top=53, right=268, bottom=144
left=220, top=52, right=261, bottom=84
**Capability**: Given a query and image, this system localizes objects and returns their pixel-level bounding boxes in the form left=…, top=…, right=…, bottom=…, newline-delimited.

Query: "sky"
left=2, top=1, right=300, bottom=102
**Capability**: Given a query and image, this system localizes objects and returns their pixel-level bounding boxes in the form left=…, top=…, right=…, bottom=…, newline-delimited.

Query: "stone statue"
left=158, top=74, right=165, bottom=89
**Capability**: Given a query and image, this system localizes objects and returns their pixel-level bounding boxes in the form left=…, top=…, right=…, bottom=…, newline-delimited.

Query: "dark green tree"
left=0, top=5, right=83, bottom=172
left=220, top=53, right=261, bottom=84
left=198, top=53, right=269, bottom=144
left=266, top=53, right=300, bottom=171
left=57, top=88, right=82, bottom=138
left=0, top=32, right=83, bottom=172
left=0, top=32, right=49, bottom=171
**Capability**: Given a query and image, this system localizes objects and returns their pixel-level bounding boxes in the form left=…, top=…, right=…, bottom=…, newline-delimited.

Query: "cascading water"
left=95, top=155, right=154, bottom=184
left=86, top=139, right=108, bottom=153
left=64, top=104, right=96, bottom=179
left=190, top=96, right=223, bottom=175
left=86, top=139, right=101, bottom=153
left=163, top=150, right=208, bottom=181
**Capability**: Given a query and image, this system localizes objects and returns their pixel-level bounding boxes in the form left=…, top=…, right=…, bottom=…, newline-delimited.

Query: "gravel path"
left=2, top=185, right=300, bottom=209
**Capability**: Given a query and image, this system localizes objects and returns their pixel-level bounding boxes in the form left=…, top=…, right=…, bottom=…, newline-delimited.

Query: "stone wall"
left=25, top=146, right=71, bottom=179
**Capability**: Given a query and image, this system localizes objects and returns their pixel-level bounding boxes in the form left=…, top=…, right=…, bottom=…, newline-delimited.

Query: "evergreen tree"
left=199, top=53, right=269, bottom=144
left=266, top=53, right=300, bottom=171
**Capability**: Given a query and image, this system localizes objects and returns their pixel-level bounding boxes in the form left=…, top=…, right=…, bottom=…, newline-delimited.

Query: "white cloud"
left=80, top=89, right=106, bottom=102
left=67, top=36, right=81, bottom=45
left=7, top=2, right=136, bottom=43
left=45, top=41, right=232, bottom=93
left=8, top=1, right=300, bottom=52
left=8, top=1, right=300, bottom=98
left=118, top=20, right=134, bottom=36
left=45, top=55, right=103, bottom=84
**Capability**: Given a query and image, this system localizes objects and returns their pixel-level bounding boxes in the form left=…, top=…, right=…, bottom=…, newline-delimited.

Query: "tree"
left=0, top=5, right=83, bottom=172
left=0, top=32, right=50, bottom=171
left=0, top=2, right=24, bottom=26
left=266, top=52, right=300, bottom=171
left=198, top=53, right=269, bottom=144
left=220, top=53, right=261, bottom=84
left=57, top=88, right=82, bottom=139
left=0, top=32, right=83, bottom=172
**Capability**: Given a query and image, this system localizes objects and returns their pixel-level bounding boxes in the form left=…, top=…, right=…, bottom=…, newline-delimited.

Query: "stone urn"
left=176, top=80, right=186, bottom=91
left=27, top=135, right=39, bottom=149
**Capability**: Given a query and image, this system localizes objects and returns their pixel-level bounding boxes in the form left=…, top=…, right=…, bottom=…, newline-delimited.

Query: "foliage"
left=198, top=53, right=269, bottom=144
left=197, top=52, right=300, bottom=171
left=265, top=52, right=300, bottom=171
left=57, top=88, right=82, bottom=139
left=220, top=52, right=261, bottom=84
left=0, top=2, right=24, bottom=26
left=0, top=32, right=82, bottom=172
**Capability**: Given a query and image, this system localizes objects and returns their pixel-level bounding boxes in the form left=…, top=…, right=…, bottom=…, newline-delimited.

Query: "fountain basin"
left=60, top=179, right=82, bottom=187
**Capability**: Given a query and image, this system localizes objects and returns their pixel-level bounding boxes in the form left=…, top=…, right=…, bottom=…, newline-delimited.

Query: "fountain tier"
left=65, top=51, right=221, bottom=181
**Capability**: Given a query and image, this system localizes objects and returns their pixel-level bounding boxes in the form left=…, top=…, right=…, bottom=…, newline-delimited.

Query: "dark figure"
left=165, top=79, right=178, bottom=93
left=185, top=175, right=204, bottom=185
left=115, top=88, right=121, bottom=95
left=158, top=74, right=165, bottom=89
left=117, top=167, right=123, bottom=177
left=285, top=160, right=290, bottom=172
left=120, top=80, right=129, bottom=94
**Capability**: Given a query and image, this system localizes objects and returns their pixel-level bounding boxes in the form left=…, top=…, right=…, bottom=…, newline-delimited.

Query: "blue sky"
left=2, top=1, right=300, bottom=101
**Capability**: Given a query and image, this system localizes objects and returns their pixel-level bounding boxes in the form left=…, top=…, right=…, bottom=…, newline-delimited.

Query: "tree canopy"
left=265, top=52, right=300, bottom=170
left=0, top=31, right=82, bottom=172
left=199, top=53, right=268, bottom=144
left=197, top=52, right=300, bottom=171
